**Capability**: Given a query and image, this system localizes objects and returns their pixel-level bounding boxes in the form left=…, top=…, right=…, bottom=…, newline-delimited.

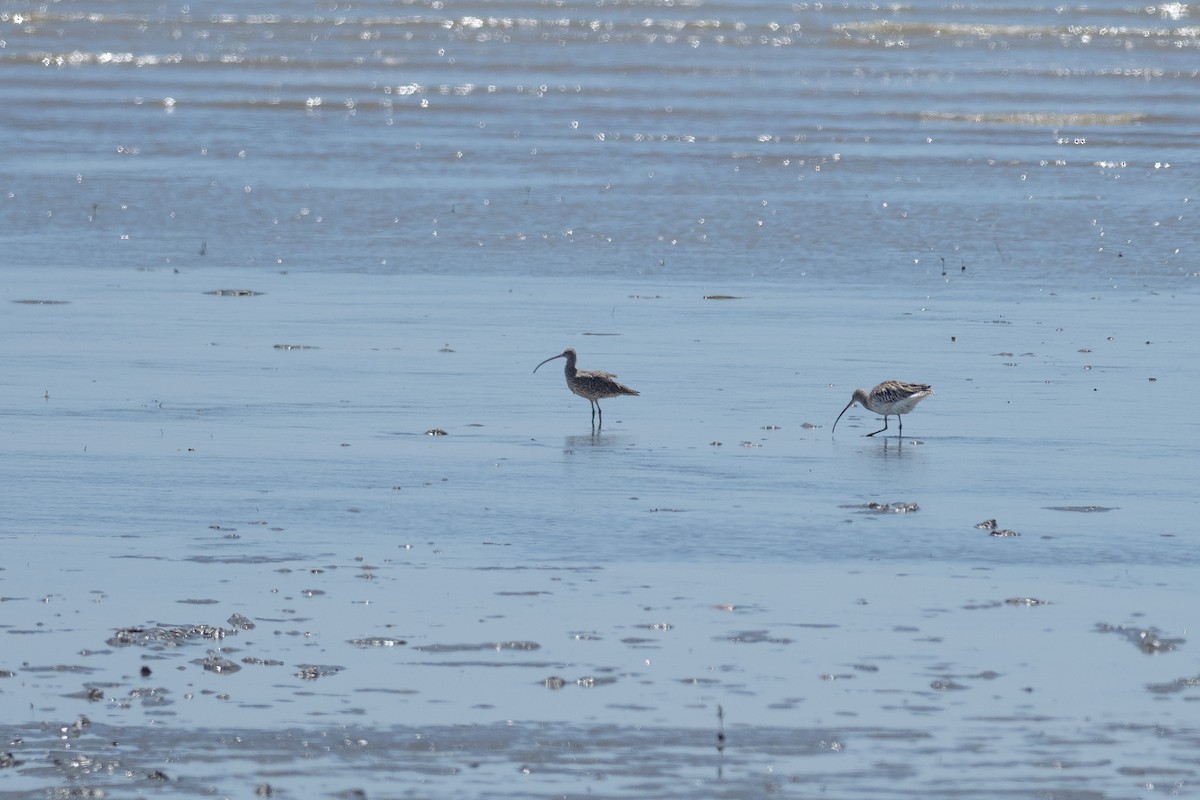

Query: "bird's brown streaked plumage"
left=534, top=347, right=639, bottom=428
left=833, top=380, right=933, bottom=437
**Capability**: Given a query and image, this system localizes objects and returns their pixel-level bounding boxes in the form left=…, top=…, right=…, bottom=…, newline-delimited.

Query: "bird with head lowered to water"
left=833, top=380, right=933, bottom=438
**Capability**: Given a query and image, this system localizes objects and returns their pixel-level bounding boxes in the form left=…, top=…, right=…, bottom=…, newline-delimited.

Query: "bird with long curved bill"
left=833, top=381, right=933, bottom=437
left=534, top=348, right=639, bottom=428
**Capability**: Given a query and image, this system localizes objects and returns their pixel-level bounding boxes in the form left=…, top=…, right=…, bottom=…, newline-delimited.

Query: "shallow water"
left=4, top=0, right=1198, bottom=285
left=3, top=0, right=1200, bottom=797
left=3, top=551, right=1200, bottom=798
left=3, top=268, right=1199, bottom=798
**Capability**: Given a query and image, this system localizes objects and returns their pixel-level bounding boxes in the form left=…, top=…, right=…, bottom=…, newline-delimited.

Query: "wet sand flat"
left=3, top=3, right=1200, bottom=793
left=2, top=266, right=1198, bottom=797
left=2, top=551, right=1198, bottom=798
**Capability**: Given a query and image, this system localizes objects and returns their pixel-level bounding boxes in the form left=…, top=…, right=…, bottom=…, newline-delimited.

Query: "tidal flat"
left=2, top=266, right=1198, bottom=798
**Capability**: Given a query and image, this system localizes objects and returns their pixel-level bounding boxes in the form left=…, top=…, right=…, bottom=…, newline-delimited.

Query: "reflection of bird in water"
left=833, top=381, right=933, bottom=437
left=534, top=348, right=639, bottom=428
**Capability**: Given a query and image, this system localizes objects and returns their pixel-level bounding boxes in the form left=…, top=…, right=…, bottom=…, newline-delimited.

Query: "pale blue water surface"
left=2, top=1, right=1199, bottom=797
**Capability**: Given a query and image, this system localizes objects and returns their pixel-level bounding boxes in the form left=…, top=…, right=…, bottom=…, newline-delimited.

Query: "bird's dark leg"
left=898, top=415, right=903, bottom=438
left=866, top=416, right=889, bottom=437
left=596, top=402, right=603, bottom=429
left=590, top=401, right=597, bottom=427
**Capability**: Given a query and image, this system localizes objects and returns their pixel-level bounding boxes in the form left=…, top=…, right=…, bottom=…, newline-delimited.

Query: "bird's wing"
left=880, top=380, right=930, bottom=395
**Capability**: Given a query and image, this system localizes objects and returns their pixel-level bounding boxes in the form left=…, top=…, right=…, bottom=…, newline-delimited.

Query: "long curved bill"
left=832, top=398, right=856, bottom=433
left=534, top=353, right=565, bottom=373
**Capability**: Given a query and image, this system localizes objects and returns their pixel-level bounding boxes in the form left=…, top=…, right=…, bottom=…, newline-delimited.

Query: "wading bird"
left=534, top=348, right=639, bottom=428
left=833, top=381, right=933, bottom=437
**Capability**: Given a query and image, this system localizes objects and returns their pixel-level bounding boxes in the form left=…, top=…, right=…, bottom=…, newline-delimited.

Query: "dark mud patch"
left=577, top=675, right=617, bottom=688
left=1147, top=674, right=1200, bottom=695
left=720, top=630, right=794, bottom=645
left=472, top=565, right=602, bottom=574
left=205, top=288, right=263, bottom=296
left=20, top=664, right=102, bottom=675
left=273, top=343, right=321, bottom=350
left=66, top=685, right=110, bottom=702
left=413, top=641, right=541, bottom=654
left=184, top=554, right=315, bottom=565
left=420, top=660, right=560, bottom=669
left=974, top=519, right=1021, bottom=537
left=543, top=675, right=617, bottom=689
left=196, top=651, right=242, bottom=674
left=241, top=656, right=285, bottom=667
left=348, top=637, right=407, bottom=648
left=108, top=614, right=256, bottom=650
left=678, top=676, right=721, bottom=686
left=1, top=715, right=1178, bottom=799
left=619, top=637, right=660, bottom=647
left=844, top=501, right=920, bottom=514
left=121, top=686, right=173, bottom=709
left=1044, top=505, right=1118, bottom=513
left=296, top=664, right=343, bottom=680
left=1095, top=623, right=1183, bottom=654
left=12, top=299, right=70, bottom=305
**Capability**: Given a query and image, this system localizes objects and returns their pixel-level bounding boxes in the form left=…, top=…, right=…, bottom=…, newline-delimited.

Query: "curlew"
left=534, top=347, right=639, bottom=428
left=833, top=381, right=933, bottom=438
